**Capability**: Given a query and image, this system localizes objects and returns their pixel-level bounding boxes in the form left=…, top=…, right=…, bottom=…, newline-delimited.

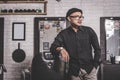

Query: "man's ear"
left=67, top=17, right=71, bottom=21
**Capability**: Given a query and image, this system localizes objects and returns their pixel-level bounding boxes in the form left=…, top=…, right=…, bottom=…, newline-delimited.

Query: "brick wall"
left=0, top=0, right=120, bottom=80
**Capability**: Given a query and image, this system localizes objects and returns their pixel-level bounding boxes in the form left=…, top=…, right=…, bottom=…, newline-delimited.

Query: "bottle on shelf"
left=36, top=9, right=42, bottom=13
left=8, top=9, right=13, bottom=13
left=31, top=9, right=36, bottom=12
left=1, top=9, right=7, bottom=13
left=14, top=9, right=19, bottom=13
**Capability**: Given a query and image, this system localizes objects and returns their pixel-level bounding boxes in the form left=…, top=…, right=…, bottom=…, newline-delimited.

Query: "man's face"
left=68, top=12, right=84, bottom=26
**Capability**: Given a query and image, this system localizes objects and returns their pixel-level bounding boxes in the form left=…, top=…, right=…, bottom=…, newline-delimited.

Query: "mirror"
left=100, top=17, right=120, bottom=62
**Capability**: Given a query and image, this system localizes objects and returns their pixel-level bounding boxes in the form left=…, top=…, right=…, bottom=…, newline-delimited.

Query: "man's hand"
left=56, top=47, right=70, bottom=62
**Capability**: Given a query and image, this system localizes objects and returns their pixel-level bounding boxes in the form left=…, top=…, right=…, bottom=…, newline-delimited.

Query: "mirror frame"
left=100, top=17, right=120, bottom=62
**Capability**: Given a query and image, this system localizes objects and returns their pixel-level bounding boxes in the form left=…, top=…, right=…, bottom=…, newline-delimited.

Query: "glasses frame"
left=70, top=16, right=84, bottom=20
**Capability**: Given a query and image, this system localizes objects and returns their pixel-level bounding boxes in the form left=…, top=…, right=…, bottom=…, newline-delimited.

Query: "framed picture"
left=12, top=22, right=25, bottom=41
left=43, top=42, right=49, bottom=50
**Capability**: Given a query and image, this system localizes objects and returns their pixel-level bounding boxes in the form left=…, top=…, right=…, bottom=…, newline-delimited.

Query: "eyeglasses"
left=70, top=16, right=84, bottom=20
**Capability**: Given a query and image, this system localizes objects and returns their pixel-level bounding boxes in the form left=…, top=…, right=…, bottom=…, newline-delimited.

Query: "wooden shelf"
left=0, top=1, right=47, bottom=3
left=0, top=1, right=47, bottom=15
left=0, top=12, right=47, bottom=15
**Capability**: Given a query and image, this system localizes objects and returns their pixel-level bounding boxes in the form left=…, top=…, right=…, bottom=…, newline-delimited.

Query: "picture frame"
left=12, top=22, right=25, bottom=41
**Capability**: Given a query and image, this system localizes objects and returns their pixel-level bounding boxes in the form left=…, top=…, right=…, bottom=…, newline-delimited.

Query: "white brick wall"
left=0, top=0, right=120, bottom=80
left=3, top=15, right=35, bottom=80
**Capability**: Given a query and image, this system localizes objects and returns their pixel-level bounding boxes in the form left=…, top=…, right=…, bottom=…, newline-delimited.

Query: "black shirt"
left=50, top=26, right=101, bottom=76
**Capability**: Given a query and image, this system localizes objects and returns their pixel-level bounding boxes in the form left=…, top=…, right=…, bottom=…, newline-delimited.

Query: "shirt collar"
left=68, top=25, right=84, bottom=32
left=78, top=25, right=84, bottom=31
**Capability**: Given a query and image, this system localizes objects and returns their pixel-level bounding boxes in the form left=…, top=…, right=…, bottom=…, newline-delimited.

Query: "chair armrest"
left=21, top=68, right=31, bottom=80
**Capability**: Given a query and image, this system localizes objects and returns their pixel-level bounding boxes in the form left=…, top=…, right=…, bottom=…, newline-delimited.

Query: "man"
left=50, top=8, right=101, bottom=80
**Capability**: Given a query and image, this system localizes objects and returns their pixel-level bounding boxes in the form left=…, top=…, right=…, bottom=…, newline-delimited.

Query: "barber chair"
left=52, top=55, right=69, bottom=80
left=21, top=68, right=31, bottom=80
left=29, top=52, right=69, bottom=80
left=0, top=64, right=7, bottom=80
left=42, top=51, right=69, bottom=80
left=0, top=64, right=7, bottom=74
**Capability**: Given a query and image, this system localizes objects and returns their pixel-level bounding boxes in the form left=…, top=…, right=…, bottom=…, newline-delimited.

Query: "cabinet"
left=101, top=63, right=120, bottom=80
left=0, top=0, right=47, bottom=15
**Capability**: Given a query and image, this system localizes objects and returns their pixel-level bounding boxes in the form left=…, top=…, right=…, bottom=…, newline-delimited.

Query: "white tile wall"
left=0, top=0, right=120, bottom=80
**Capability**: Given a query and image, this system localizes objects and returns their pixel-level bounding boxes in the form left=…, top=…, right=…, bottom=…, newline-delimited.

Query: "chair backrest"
left=53, top=57, right=69, bottom=80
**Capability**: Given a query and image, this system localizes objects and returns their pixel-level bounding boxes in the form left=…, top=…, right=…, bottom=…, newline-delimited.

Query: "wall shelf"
left=0, top=1, right=47, bottom=3
left=0, top=1, right=47, bottom=15
left=0, top=12, right=47, bottom=15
